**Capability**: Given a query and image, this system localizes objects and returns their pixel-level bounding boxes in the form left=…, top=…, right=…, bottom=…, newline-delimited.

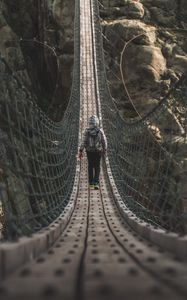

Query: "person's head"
left=89, top=115, right=99, bottom=128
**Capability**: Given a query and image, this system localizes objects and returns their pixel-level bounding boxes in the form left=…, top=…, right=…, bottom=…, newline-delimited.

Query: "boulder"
left=0, top=25, right=18, bottom=55
left=100, top=0, right=144, bottom=19
left=172, top=54, right=187, bottom=73
left=180, top=0, right=187, bottom=22
left=100, top=0, right=130, bottom=7
left=103, top=19, right=156, bottom=49
left=0, top=25, right=27, bottom=78
left=135, top=98, right=159, bottom=114
left=167, top=136, right=187, bottom=157
left=149, top=7, right=176, bottom=26
left=142, top=0, right=177, bottom=10
left=0, top=11, right=6, bottom=29
left=3, top=0, right=38, bottom=38
left=120, top=1, right=145, bottom=19
left=53, top=0, right=63, bottom=28
left=53, top=0, right=74, bottom=40
left=122, top=44, right=166, bottom=83
left=148, top=124, right=162, bottom=141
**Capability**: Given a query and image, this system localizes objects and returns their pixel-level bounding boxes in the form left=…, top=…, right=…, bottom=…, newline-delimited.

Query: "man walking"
left=79, top=115, right=107, bottom=189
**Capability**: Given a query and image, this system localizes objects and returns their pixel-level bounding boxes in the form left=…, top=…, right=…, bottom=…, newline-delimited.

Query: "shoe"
left=89, top=184, right=95, bottom=190
left=94, top=183, right=100, bottom=190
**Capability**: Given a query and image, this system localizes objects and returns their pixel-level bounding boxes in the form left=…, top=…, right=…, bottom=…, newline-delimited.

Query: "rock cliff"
left=0, top=0, right=74, bottom=121
left=100, top=0, right=187, bottom=117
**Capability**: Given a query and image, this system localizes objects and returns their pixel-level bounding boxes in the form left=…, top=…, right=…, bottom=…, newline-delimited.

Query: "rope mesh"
left=0, top=1, right=80, bottom=240
left=93, top=0, right=187, bottom=232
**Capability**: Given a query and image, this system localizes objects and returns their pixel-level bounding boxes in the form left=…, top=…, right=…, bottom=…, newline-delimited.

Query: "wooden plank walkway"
left=0, top=0, right=187, bottom=300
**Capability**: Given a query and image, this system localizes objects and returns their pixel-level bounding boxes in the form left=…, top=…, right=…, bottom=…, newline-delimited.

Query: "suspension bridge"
left=0, top=0, right=187, bottom=299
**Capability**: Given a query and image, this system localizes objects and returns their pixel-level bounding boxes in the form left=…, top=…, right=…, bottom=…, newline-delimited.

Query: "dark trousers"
left=86, top=151, right=101, bottom=184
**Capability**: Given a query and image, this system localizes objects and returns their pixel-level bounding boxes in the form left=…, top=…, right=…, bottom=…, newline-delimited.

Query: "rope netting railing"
left=0, top=1, right=80, bottom=240
left=92, top=0, right=187, bottom=233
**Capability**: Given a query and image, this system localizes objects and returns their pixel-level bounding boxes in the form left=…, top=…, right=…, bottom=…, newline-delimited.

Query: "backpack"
left=86, top=128, right=102, bottom=152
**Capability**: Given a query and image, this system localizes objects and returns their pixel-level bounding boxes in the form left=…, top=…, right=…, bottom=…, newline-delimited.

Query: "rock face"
left=0, top=8, right=32, bottom=92
left=101, top=0, right=187, bottom=117
left=0, top=0, right=74, bottom=121
left=100, top=0, right=145, bottom=19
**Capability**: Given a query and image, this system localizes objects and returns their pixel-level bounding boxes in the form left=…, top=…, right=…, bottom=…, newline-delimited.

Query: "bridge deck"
left=1, top=0, right=187, bottom=299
